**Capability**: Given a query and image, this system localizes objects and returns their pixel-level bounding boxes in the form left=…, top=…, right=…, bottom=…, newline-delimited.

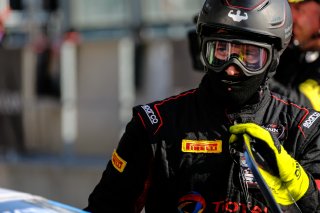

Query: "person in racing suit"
left=84, top=0, right=320, bottom=212
left=188, top=0, right=320, bottom=111
left=269, top=0, right=320, bottom=111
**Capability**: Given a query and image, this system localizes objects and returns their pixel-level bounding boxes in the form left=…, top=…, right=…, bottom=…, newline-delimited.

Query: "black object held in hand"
left=244, top=135, right=282, bottom=213
left=250, top=138, right=280, bottom=177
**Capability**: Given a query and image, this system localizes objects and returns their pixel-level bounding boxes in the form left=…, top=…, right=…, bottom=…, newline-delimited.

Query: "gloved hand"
left=229, top=123, right=309, bottom=205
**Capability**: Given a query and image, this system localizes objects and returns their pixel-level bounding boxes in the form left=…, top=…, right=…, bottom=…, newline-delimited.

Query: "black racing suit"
left=270, top=45, right=320, bottom=110
left=85, top=75, right=320, bottom=212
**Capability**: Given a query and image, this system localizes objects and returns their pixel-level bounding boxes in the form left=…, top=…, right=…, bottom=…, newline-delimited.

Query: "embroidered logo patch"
left=141, top=105, right=159, bottom=124
left=182, top=139, right=222, bottom=153
left=111, top=150, right=127, bottom=173
left=263, top=123, right=286, bottom=140
left=303, top=112, right=320, bottom=128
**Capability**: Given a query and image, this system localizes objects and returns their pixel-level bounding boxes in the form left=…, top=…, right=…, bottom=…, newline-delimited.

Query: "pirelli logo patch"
left=111, top=150, right=127, bottom=173
left=182, top=139, right=222, bottom=153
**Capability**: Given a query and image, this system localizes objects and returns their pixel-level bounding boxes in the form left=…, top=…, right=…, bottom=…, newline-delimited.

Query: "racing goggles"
left=201, top=37, right=272, bottom=76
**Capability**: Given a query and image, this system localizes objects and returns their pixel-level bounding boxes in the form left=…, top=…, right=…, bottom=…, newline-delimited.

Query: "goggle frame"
left=201, top=36, right=273, bottom=76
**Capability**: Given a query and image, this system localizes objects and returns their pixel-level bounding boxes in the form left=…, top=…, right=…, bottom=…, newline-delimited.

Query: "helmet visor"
left=202, top=37, right=272, bottom=76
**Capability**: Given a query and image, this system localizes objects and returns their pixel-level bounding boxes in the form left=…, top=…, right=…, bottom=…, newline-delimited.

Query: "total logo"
left=178, top=192, right=268, bottom=213
left=141, top=105, right=159, bottom=125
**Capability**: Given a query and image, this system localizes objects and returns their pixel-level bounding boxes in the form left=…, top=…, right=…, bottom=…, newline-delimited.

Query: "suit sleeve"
left=84, top=115, right=153, bottom=213
left=295, top=134, right=320, bottom=212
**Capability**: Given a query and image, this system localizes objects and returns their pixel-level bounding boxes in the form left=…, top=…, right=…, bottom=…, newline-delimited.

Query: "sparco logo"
left=141, top=105, right=158, bottom=124
left=303, top=112, right=320, bottom=128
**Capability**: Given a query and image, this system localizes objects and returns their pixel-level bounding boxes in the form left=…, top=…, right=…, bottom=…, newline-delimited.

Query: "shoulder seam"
left=153, top=89, right=197, bottom=134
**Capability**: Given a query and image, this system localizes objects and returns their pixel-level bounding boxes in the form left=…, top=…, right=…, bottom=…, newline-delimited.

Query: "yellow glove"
left=229, top=123, right=309, bottom=206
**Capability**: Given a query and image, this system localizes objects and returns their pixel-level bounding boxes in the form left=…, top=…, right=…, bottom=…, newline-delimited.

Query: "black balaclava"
left=201, top=35, right=280, bottom=108
left=206, top=52, right=280, bottom=108
left=206, top=68, right=267, bottom=108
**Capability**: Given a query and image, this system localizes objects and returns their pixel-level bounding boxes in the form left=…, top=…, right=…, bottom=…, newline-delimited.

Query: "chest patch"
left=181, top=139, right=222, bottom=153
left=263, top=123, right=286, bottom=140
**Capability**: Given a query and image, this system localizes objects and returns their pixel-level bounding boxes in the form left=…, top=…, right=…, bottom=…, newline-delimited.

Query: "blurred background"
left=0, top=0, right=205, bottom=209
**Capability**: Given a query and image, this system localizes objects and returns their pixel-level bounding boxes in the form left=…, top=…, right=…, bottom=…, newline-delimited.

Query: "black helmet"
left=197, top=0, right=293, bottom=55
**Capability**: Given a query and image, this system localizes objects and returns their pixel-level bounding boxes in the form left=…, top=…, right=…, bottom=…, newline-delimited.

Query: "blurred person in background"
left=84, top=0, right=320, bottom=212
left=34, top=25, right=61, bottom=98
left=266, top=0, right=320, bottom=110
left=0, top=7, right=25, bottom=157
